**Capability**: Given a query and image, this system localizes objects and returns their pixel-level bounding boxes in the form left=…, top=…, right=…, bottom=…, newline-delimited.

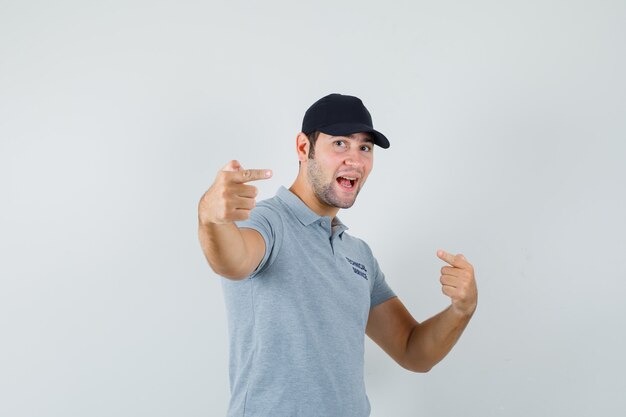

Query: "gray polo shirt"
left=222, top=186, right=396, bottom=417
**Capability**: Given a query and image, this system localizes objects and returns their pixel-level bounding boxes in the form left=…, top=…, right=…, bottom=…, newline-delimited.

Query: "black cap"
left=301, top=93, right=390, bottom=149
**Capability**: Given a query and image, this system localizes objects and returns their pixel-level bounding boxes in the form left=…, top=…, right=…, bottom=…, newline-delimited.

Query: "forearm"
left=197, top=160, right=272, bottom=279
left=404, top=306, right=473, bottom=372
left=198, top=221, right=253, bottom=280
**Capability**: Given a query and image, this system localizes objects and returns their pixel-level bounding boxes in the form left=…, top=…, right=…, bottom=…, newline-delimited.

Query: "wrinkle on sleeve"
left=367, top=249, right=397, bottom=309
left=234, top=203, right=283, bottom=279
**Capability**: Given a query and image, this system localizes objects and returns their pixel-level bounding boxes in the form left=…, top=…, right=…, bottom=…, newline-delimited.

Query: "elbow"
left=400, top=326, right=435, bottom=373
left=399, top=353, right=437, bottom=373
left=207, top=261, right=251, bottom=281
left=412, top=364, right=433, bottom=373
left=402, top=361, right=433, bottom=373
left=218, top=271, right=249, bottom=281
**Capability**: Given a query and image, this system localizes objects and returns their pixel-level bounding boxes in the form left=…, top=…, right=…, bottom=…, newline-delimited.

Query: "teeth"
left=340, top=177, right=356, bottom=180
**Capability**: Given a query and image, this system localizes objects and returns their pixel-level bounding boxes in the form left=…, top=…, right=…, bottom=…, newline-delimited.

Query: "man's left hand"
left=437, top=250, right=478, bottom=318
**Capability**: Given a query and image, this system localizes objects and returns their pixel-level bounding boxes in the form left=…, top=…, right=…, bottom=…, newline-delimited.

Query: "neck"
left=289, top=174, right=340, bottom=220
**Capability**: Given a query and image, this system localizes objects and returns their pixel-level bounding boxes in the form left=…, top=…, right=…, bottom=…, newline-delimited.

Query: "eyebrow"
left=346, top=134, right=375, bottom=144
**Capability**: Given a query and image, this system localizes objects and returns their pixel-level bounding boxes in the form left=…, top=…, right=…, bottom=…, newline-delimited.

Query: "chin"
left=331, top=192, right=359, bottom=209
left=336, top=201, right=356, bottom=209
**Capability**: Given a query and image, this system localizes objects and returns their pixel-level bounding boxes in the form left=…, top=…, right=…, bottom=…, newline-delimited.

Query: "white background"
left=1, top=1, right=625, bottom=416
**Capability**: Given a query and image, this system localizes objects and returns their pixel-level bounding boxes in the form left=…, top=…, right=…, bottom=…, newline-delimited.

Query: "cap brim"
left=318, top=122, right=390, bottom=149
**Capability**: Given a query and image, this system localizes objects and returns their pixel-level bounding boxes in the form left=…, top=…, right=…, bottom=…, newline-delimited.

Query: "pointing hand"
left=198, top=160, right=272, bottom=225
left=437, top=250, right=478, bottom=318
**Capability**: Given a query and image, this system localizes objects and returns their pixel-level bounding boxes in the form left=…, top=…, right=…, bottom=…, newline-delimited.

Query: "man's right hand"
left=198, top=160, right=273, bottom=226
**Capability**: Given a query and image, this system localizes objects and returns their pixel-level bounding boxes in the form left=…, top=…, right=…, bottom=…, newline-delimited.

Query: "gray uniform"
left=222, top=186, right=397, bottom=417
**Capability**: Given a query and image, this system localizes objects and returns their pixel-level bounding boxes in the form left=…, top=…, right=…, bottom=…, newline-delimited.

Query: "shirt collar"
left=276, top=186, right=349, bottom=235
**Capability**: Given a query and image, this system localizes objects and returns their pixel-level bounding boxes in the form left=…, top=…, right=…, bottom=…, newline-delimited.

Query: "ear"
left=296, top=132, right=310, bottom=162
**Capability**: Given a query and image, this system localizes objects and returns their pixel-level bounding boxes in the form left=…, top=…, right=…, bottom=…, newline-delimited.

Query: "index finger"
left=231, top=169, right=273, bottom=183
left=436, top=249, right=467, bottom=268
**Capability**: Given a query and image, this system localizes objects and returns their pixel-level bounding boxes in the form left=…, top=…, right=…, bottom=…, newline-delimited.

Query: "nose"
left=344, top=149, right=364, bottom=168
left=343, top=156, right=358, bottom=167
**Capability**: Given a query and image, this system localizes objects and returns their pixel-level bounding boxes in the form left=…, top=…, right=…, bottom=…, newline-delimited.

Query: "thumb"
left=222, top=160, right=242, bottom=172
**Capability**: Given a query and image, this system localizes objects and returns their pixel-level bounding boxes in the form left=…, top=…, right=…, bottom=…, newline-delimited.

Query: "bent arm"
left=367, top=250, right=477, bottom=372
left=197, top=160, right=271, bottom=280
left=403, top=306, right=473, bottom=372
left=366, top=298, right=474, bottom=373
left=198, top=222, right=265, bottom=280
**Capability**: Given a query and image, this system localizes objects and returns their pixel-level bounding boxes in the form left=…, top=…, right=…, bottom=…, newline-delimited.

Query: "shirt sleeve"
left=369, top=254, right=397, bottom=309
left=234, top=202, right=283, bottom=279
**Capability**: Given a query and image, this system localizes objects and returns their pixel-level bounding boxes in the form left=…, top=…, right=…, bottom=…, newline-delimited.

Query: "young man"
left=198, top=93, right=478, bottom=417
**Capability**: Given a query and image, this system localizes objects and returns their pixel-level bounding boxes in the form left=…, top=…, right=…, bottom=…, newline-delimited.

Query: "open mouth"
left=336, top=176, right=358, bottom=190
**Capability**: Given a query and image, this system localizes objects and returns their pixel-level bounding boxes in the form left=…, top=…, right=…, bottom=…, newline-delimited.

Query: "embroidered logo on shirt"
left=345, top=257, right=368, bottom=280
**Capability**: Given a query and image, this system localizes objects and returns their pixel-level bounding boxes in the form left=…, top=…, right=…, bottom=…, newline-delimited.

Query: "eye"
left=334, top=140, right=346, bottom=148
left=360, top=145, right=372, bottom=152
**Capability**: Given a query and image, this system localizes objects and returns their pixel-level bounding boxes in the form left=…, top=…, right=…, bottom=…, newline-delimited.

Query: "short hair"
left=306, top=131, right=321, bottom=159
left=298, top=131, right=321, bottom=168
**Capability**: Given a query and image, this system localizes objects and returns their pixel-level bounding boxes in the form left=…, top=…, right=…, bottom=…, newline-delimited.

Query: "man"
left=198, top=93, right=478, bottom=417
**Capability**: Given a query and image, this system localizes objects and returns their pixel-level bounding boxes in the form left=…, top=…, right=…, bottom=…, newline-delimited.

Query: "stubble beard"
left=306, top=157, right=360, bottom=209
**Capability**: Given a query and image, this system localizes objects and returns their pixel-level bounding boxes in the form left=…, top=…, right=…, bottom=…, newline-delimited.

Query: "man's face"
left=306, top=132, right=374, bottom=209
